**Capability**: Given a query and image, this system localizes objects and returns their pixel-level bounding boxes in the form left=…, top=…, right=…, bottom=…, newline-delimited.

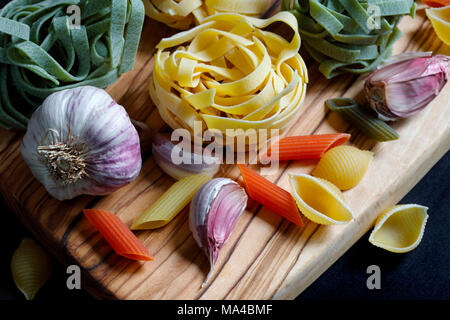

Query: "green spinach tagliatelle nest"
left=282, top=0, right=416, bottom=78
left=0, top=0, right=145, bottom=130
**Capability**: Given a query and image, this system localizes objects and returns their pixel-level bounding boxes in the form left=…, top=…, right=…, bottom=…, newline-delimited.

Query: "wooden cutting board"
left=0, top=9, right=449, bottom=300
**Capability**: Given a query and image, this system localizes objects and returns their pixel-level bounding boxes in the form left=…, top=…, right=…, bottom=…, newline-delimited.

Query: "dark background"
left=0, top=0, right=449, bottom=301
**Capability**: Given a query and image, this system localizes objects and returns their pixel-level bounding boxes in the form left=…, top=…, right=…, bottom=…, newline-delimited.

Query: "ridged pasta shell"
left=369, top=204, right=429, bottom=253
left=426, top=6, right=450, bottom=46
left=312, top=145, right=373, bottom=190
left=289, top=174, right=354, bottom=225
left=11, top=238, right=52, bottom=300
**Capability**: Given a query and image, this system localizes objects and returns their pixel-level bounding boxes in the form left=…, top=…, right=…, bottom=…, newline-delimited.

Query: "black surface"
left=0, top=0, right=449, bottom=301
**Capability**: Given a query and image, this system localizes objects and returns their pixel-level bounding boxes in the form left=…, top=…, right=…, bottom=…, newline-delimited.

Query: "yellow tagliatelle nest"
left=426, top=6, right=450, bottom=46
left=149, top=12, right=308, bottom=137
left=369, top=204, right=429, bottom=253
left=11, top=238, right=52, bottom=300
left=312, top=145, right=373, bottom=190
left=143, top=0, right=273, bottom=29
left=289, top=174, right=353, bottom=225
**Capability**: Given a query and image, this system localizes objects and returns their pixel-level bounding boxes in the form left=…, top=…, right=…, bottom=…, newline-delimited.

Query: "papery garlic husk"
left=131, top=119, right=154, bottom=157
left=364, top=53, right=450, bottom=121
left=21, top=86, right=142, bottom=201
left=189, top=178, right=248, bottom=287
left=152, top=133, right=220, bottom=180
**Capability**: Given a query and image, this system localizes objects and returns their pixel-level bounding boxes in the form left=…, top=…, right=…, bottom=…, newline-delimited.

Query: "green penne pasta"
left=283, top=0, right=415, bottom=78
left=0, top=0, right=145, bottom=130
left=326, top=98, right=399, bottom=141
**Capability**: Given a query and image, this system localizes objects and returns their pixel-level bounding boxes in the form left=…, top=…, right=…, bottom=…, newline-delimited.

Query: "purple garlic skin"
left=21, top=86, right=142, bottom=201
left=364, top=54, right=450, bottom=121
left=189, top=178, right=248, bottom=287
left=152, top=133, right=220, bottom=180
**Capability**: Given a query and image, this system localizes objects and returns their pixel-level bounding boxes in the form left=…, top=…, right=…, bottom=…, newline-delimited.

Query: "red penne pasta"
left=265, top=133, right=350, bottom=161
left=83, top=209, right=153, bottom=261
left=422, top=0, right=450, bottom=7
left=238, top=164, right=303, bottom=226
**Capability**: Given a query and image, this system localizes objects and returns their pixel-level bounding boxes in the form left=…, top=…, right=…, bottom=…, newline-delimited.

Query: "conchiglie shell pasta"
left=11, top=238, right=52, bottom=300
left=369, top=205, right=429, bottom=253
left=426, top=6, right=450, bottom=46
left=289, top=174, right=353, bottom=225
left=312, top=145, right=373, bottom=190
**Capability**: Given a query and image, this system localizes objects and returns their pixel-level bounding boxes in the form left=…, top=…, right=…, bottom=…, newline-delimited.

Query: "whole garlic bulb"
left=21, top=86, right=142, bottom=201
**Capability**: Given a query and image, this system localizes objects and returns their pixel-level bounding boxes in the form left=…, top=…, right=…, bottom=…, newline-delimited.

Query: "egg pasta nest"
left=149, top=12, right=308, bottom=138
left=143, top=0, right=274, bottom=30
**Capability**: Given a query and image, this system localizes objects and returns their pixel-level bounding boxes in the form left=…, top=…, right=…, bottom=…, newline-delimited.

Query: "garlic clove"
left=152, top=133, right=220, bottom=180
left=364, top=53, right=450, bottom=120
left=131, top=119, right=155, bottom=157
left=189, top=178, right=248, bottom=287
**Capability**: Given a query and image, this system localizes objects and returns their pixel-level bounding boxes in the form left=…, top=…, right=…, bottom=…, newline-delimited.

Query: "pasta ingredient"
left=365, top=53, right=450, bottom=121
left=238, top=164, right=304, bottom=226
left=289, top=174, right=353, bottom=224
left=377, top=51, right=435, bottom=67
left=21, top=86, right=142, bottom=201
left=369, top=204, right=428, bottom=253
left=190, top=178, right=248, bottom=286
left=265, top=133, right=350, bottom=161
left=83, top=209, right=153, bottom=261
left=283, top=0, right=416, bottom=78
left=0, top=0, right=145, bottom=130
left=422, top=0, right=450, bottom=7
left=312, top=145, right=373, bottom=190
left=144, top=0, right=274, bottom=29
left=11, top=238, right=52, bottom=300
left=149, top=12, right=308, bottom=139
left=426, top=6, right=450, bottom=45
left=152, top=133, right=220, bottom=180
left=132, top=120, right=155, bottom=157
left=326, top=98, right=399, bottom=141
left=132, top=173, right=211, bottom=230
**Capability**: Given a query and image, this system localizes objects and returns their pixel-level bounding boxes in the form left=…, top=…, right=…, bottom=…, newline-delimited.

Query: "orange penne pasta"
left=265, top=133, right=350, bottom=161
left=83, top=209, right=153, bottom=261
left=238, top=164, right=303, bottom=226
